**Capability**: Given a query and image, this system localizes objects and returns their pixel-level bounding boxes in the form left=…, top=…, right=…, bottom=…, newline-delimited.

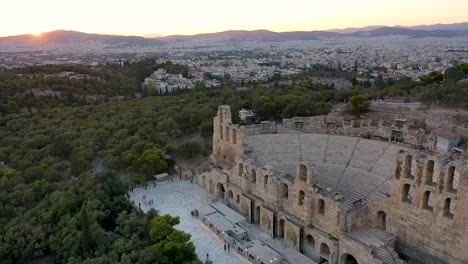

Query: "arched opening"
left=377, top=211, right=387, bottom=230
left=320, top=243, right=330, bottom=263
left=425, top=160, right=435, bottom=185
left=304, top=234, right=316, bottom=259
left=447, top=166, right=456, bottom=192
left=255, top=206, right=261, bottom=225
left=282, top=183, right=289, bottom=199
left=219, top=109, right=223, bottom=123
left=264, top=175, right=269, bottom=188
left=238, top=163, right=244, bottom=177
left=216, top=182, right=225, bottom=199
left=341, top=253, right=359, bottom=264
left=422, top=191, right=434, bottom=211
left=219, top=125, right=223, bottom=139
left=404, top=155, right=413, bottom=179
left=401, top=184, right=412, bottom=204
left=251, top=169, right=257, bottom=184
left=209, top=179, right=214, bottom=194
left=298, top=190, right=305, bottom=206
left=299, top=164, right=307, bottom=182
left=236, top=194, right=240, bottom=204
left=443, top=198, right=454, bottom=219
left=225, top=126, right=230, bottom=142
left=318, top=199, right=325, bottom=215
left=202, top=175, right=206, bottom=188
left=228, top=190, right=234, bottom=200
left=232, top=129, right=237, bottom=144
left=279, top=219, right=285, bottom=238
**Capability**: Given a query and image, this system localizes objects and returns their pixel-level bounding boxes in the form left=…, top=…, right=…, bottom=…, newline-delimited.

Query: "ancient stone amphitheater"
left=197, top=105, right=468, bottom=264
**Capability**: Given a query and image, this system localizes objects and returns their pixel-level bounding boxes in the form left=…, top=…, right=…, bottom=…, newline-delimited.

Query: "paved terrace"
left=246, top=133, right=410, bottom=208
left=129, top=180, right=315, bottom=264
left=129, top=180, right=249, bottom=264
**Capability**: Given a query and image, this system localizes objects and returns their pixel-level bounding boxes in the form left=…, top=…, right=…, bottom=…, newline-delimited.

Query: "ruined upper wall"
left=283, top=113, right=452, bottom=150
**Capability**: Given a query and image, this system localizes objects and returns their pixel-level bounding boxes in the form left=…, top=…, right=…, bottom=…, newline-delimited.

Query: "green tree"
left=177, top=141, right=201, bottom=159
left=349, top=95, right=370, bottom=114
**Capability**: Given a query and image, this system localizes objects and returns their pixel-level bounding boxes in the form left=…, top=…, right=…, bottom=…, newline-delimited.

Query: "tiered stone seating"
left=349, top=139, right=388, bottom=171
left=335, top=168, right=387, bottom=206
left=315, top=164, right=345, bottom=188
left=325, top=136, right=357, bottom=165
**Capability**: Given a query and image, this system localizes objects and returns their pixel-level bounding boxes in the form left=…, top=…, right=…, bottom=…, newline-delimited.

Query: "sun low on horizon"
left=1, top=0, right=468, bottom=37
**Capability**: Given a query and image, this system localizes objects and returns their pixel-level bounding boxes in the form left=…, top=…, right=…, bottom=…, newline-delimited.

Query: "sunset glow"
left=1, top=0, right=468, bottom=37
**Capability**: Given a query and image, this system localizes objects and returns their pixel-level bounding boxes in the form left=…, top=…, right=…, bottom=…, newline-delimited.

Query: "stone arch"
left=320, top=243, right=330, bottom=262
left=282, top=183, right=289, bottom=198
left=304, top=234, right=315, bottom=259
left=202, top=175, right=206, bottom=188
left=209, top=179, right=214, bottom=194
left=377, top=211, right=387, bottom=230
left=219, top=109, right=223, bottom=123
left=299, top=164, right=307, bottom=182
left=401, top=183, right=412, bottom=204
left=232, top=129, right=237, bottom=144
left=225, top=126, right=230, bottom=142
left=404, top=155, right=413, bottom=179
left=219, top=124, right=223, bottom=139
left=318, top=199, right=325, bottom=215
left=238, top=163, right=244, bottom=177
left=236, top=194, right=240, bottom=204
left=279, top=219, right=285, bottom=238
left=216, top=182, right=225, bottom=199
left=443, top=198, right=454, bottom=219
left=251, top=168, right=257, bottom=183
left=255, top=206, right=261, bottom=225
left=447, top=166, right=456, bottom=192
left=341, top=253, right=359, bottom=264
left=228, top=190, right=234, bottom=200
left=264, top=175, right=269, bottom=188
left=422, top=190, right=434, bottom=211
left=298, top=190, right=305, bottom=206
left=425, top=160, right=435, bottom=185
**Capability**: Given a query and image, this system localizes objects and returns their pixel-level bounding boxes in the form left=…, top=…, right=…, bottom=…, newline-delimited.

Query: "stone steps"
left=375, top=246, right=397, bottom=264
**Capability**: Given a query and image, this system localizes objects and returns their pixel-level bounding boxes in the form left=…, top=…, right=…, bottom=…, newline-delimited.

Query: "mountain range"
left=1, top=22, right=468, bottom=46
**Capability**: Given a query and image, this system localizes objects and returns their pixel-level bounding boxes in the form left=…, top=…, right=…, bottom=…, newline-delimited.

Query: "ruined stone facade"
left=197, top=106, right=468, bottom=264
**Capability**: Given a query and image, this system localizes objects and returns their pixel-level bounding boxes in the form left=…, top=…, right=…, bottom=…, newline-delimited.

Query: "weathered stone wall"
left=284, top=219, right=301, bottom=250
left=283, top=114, right=431, bottom=147
left=385, top=150, right=468, bottom=263
left=260, top=206, right=274, bottom=237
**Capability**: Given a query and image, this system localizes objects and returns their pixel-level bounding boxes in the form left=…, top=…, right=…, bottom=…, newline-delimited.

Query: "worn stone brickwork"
left=260, top=206, right=274, bottom=236
left=196, top=105, right=468, bottom=264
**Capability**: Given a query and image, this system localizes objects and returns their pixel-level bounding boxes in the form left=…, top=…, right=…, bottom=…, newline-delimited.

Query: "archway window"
left=238, top=164, right=244, bottom=177
left=443, top=198, right=454, bottom=219
left=232, top=129, right=237, bottom=144
left=377, top=211, right=387, bottom=230
left=299, top=164, right=307, bottom=182
left=404, top=155, right=413, bottom=179
left=219, top=125, right=223, bottom=139
left=425, top=160, right=435, bottom=185
left=447, top=166, right=456, bottom=192
left=298, top=190, right=305, bottom=206
left=225, top=127, right=230, bottom=142
left=305, top=234, right=315, bottom=249
left=228, top=190, right=234, bottom=199
left=320, top=243, right=330, bottom=259
left=264, top=175, right=269, bottom=188
left=422, top=191, right=434, bottom=211
left=282, top=183, right=289, bottom=199
left=236, top=195, right=240, bottom=204
left=342, top=253, right=359, bottom=264
left=318, top=199, right=325, bottom=215
left=251, top=169, right=256, bottom=183
left=401, top=184, right=412, bottom=204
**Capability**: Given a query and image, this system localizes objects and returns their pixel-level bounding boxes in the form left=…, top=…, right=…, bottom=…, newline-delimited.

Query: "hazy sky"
left=2, top=0, right=467, bottom=36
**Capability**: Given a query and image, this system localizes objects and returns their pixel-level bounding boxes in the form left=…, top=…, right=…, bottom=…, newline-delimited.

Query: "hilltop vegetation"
left=1, top=60, right=467, bottom=263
